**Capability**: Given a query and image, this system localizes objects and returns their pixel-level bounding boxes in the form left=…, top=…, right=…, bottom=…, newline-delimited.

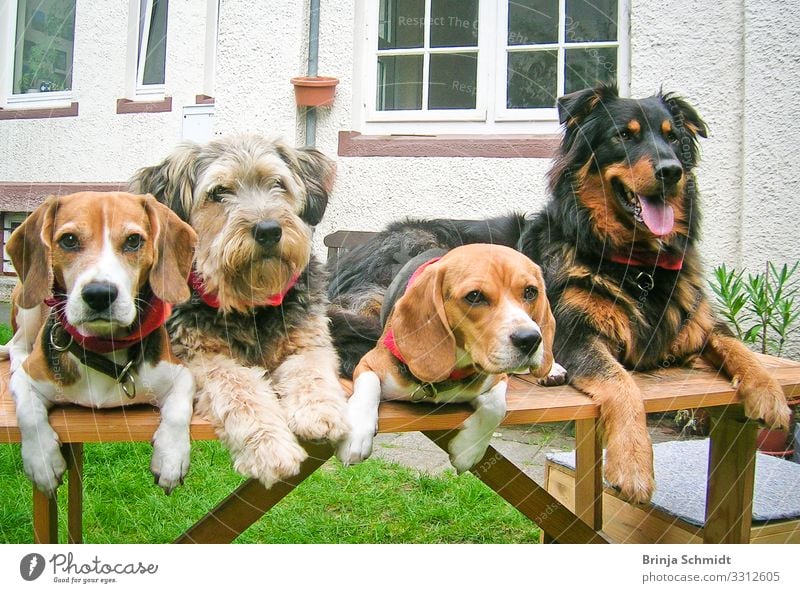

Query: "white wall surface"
left=0, top=0, right=208, bottom=181
left=2, top=0, right=798, bottom=354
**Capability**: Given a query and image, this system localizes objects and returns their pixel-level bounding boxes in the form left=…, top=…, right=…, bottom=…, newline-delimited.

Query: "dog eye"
left=619, top=130, right=632, bottom=140
left=464, top=290, right=488, bottom=306
left=523, top=285, right=539, bottom=301
left=57, top=233, right=80, bottom=251
left=273, top=179, right=285, bottom=190
left=123, top=234, right=144, bottom=252
left=207, top=187, right=228, bottom=203
left=667, top=132, right=679, bottom=144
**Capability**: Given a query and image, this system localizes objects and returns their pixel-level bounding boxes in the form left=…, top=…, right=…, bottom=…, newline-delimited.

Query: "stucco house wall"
left=0, top=1, right=207, bottom=182
left=1, top=0, right=798, bottom=354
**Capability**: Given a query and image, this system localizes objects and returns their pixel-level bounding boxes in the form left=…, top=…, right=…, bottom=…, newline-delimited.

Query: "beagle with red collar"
left=337, top=244, right=566, bottom=472
left=2, top=191, right=197, bottom=496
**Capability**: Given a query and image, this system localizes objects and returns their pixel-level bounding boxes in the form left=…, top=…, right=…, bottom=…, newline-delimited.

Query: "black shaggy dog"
left=329, top=84, right=791, bottom=503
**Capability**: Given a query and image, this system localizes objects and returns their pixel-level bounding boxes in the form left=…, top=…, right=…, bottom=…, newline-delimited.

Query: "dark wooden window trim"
left=0, top=183, right=127, bottom=213
left=195, top=94, right=215, bottom=105
left=0, top=102, right=79, bottom=121
left=116, top=96, right=172, bottom=114
left=338, top=131, right=560, bottom=158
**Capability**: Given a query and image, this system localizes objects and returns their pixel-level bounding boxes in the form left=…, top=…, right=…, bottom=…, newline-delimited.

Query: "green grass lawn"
left=0, top=323, right=11, bottom=345
left=0, top=441, right=541, bottom=543
left=0, top=322, right=540, bottom=543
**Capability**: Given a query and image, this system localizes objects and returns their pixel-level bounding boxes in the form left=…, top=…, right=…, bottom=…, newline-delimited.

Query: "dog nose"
left=655, top=161, right=683, bottom=186
left=81, top=282, right=118, bottom=312
left=252, top=220, right=282, bottom=248
left=510, top=328, right=542, bottom=355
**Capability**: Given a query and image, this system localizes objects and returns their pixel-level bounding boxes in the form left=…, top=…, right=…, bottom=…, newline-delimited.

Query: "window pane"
left=428, top=52, right=477, bottom=109
left=141, top=0, right=168, bottom=85
left=508, top=0, right=558, bottom=45
left=379, top=0, right=424, bottom=50
left=377, top=55, right=423, bottom=110
left=12, top=0, right=76, bottom=94
left=430, top=0, right=478, bottom=48
left=507, top=50, right=557, bottom=108
left=565, top=47, right=617, bottom=94
left=565, top=0, right=617, bottom=42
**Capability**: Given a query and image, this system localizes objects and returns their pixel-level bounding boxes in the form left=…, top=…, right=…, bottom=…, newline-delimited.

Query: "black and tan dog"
left=329, top=84, right=791, bottom=503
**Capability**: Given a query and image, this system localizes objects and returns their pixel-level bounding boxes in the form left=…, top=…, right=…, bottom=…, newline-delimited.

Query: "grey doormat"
left=547, top=439, right=800, bottom=527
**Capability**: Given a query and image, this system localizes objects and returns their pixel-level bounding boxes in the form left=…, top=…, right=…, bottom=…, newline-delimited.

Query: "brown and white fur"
left=2, top=192, right=197, bottom=496
left=337, top=244, right=564, bottom=472
left=129, top=134, right=349, bottom=488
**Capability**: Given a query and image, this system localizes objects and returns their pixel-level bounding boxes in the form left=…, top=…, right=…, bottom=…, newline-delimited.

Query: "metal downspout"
left=305, top=0, right=320, bottom=147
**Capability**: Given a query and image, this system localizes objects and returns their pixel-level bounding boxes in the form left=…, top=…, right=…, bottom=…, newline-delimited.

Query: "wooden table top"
left=1, top=356, right=799, bottom=443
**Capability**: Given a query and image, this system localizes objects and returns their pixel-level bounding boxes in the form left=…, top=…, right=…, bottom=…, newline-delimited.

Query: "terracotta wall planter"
left=756, top=428, right=794, bottom=458
left=291, top=76, right=339, bottom=107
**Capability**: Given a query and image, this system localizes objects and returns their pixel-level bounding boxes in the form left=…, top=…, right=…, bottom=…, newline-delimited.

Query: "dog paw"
left=288, top=397, right=350, bottom=444
left=150, top=430, right=190, bottom=495
left=336, top=429, right=375, bottom=466
left=604, top=439, right=655, bottom=505
left=21, top=437, right=66, bottom=497
left=737, top=372, right=791, bottom=430
left=538, top=362, right=568, bottom=387
left=232, top=431, right=308, bottom=489
left=448, top=431, right=490, bottom=474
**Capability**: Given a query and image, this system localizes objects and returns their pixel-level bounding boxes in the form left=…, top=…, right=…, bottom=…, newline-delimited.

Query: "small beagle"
left=337, top=244, right=566, bottom=472
left=2, top=191, right=197, bottom=496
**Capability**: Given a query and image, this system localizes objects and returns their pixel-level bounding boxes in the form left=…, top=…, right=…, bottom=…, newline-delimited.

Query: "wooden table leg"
left=423, top=430, right=609, bottom=544
left=33, top=488, right=58, bottom=544
left=64, top=443, right=84, bottom=544
left=703, top=408, right=757, bottom=544
left=175, top=442, right=333, bottom=543
left=574, top=417, right=603, bottom=532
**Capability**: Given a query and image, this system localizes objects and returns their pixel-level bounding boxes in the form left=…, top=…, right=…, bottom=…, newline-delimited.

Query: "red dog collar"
left=382, top=256, right=476, bottom=382
left=44, top=293, right=171, bottom=354
left=188, top=270, right=300, bottom=309
left=608, top=249, right=684, bottom=271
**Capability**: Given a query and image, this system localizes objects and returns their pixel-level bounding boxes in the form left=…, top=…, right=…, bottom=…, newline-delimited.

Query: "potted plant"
left=21, top=44, right=60, bottom=92
left=709, top=262, right=800, bottom=459
left=290, top=76, right=339, bottom=107
left=20, top=72, right=39, bottom=93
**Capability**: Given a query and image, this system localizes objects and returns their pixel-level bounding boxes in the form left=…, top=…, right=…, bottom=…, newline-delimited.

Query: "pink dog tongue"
left=638, top=195, right=674, bottom=236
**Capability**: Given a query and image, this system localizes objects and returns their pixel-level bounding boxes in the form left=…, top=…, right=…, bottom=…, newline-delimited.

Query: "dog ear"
left=129, top=144, right=200, bottom=221
left=391, top=262, right=456, bottom=383
left=557, top=83, right=619, bottom=128
left=529, top=268, right=556, bottom=379
left=144, top=195, right=197, bottom=304
left=661, top=93, right=708, bottom=138
left=279, top=145, right=336, bottom=226
left=7, top=196, right=58, bottom=309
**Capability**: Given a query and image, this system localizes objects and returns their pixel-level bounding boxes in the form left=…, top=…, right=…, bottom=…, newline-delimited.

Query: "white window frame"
left=202, top=0, right=219, bottom=98
left=3, top=212, right=28, bottom=275
left=126, top=0, right=168, bottom=101
left=355, top=0, right=629, bottom=136
left=0, top=0, right=75, bottom=109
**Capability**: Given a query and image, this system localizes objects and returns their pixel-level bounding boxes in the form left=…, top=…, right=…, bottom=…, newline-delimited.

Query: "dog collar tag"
left=410, top=382, right=438, bottom=402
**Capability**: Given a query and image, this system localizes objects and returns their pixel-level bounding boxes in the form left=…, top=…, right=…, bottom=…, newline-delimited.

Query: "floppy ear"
left=529, top=268, right=556, bottom=379
left=144, top=195, right=197, bottom=304
left=391, top=263, right=456, bottom=384
left=7, top=196, right=57, bottom=309
left=661, top=92, right=708, bottom=138
left=129, top=143, right=200, bottom=221
left=557, top=83, right=619, bottom=128
left=278, top=144, right=336, bottom=225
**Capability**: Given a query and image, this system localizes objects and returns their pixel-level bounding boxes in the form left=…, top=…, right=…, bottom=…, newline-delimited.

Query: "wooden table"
left=1, top=356, right=799, bottom=544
